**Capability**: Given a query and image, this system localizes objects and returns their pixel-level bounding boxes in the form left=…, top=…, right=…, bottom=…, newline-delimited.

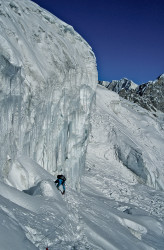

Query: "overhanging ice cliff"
left=0, top=0, right=98, bottom=189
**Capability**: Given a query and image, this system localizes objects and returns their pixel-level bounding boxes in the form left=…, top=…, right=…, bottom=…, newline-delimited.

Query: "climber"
left=55, top=175, right=66, bottom=195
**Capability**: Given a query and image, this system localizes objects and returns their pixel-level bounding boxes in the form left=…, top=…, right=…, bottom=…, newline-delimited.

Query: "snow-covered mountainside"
left=0, top=0, right=164, bottom=249
left=0, top=85, right=164, bottom=249
left=99, top=78, right=137, bottom=93
left=81, top=85, right=164, bottom=249
left=99, top=74, right=164, bottom=113
left=0, top=0, right=97, bottom=189
left=89, top=85, right=164, bottom=191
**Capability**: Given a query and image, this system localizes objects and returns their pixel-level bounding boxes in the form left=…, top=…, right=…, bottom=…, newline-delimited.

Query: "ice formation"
left=89, top=85, right=164, bottom=190
left=0, top=85, right=164, bottom=250
left=0, top=1, right=164, bottom=249
left=0, top=0, right=97, bottom=189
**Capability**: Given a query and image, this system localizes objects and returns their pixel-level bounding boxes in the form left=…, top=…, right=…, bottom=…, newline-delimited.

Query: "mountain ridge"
left=99, top=74, right=164, bottom=113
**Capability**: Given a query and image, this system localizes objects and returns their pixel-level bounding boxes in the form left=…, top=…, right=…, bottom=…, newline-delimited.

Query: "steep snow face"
left=88, top=85, right=164, bottom=190
left=0, top=0, right=97, bottom=189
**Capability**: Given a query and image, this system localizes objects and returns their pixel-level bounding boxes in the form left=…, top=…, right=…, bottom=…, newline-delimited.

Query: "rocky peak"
left=99, top=74, right=164, bottom=113
left=99, top=78, right=137, bottom=93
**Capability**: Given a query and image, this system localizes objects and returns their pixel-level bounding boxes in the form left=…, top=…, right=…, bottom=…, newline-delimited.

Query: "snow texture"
left=0, top=86, right=164, bottom=250
left=0, top=0, right=97, bottom=189
left=91, top=85, right=164, bottom=190
left=0, top=0, right=164, bottom=249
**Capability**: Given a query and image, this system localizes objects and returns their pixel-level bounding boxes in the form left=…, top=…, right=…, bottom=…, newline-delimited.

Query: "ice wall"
left=0, top=0, right=97, bottom=189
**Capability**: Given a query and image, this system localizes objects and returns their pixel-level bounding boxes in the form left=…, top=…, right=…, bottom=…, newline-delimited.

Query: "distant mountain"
left=99, top=74, right=164, bottom=113
left=99, top=78, right=137, bottom=93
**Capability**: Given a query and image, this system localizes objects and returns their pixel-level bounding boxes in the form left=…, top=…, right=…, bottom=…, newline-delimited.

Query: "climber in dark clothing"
left=55, top=175, right=66, bottom=195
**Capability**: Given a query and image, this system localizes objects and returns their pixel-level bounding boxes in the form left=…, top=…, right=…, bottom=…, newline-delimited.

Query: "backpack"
left=57, top=175, right=66, bottom=182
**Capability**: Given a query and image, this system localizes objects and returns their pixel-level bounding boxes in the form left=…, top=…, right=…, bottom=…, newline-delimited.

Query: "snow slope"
left=79, top=85, right=164, bottom=249
left=0, top=0, right=97, bottom=189
left=0, top=85, right=164, bottom=249
left=90, top=85, right=164, bottom=190
left=0, top=0, right=164, bottom=249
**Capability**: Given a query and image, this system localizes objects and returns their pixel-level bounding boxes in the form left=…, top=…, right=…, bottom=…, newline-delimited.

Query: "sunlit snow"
left=0, top=85, right=164, bottom=249
left=0, top=0, right=97, bottom=189
left=0, top=0, right=164, bottom=249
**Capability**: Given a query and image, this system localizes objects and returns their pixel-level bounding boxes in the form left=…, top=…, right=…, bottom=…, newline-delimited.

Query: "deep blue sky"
left=32, top=0, right=164, bottom=84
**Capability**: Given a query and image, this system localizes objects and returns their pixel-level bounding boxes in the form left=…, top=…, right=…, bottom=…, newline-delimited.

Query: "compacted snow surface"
left=0, top=86, right=164, bottom=250
left=0, top=0, right=164, bottom=249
